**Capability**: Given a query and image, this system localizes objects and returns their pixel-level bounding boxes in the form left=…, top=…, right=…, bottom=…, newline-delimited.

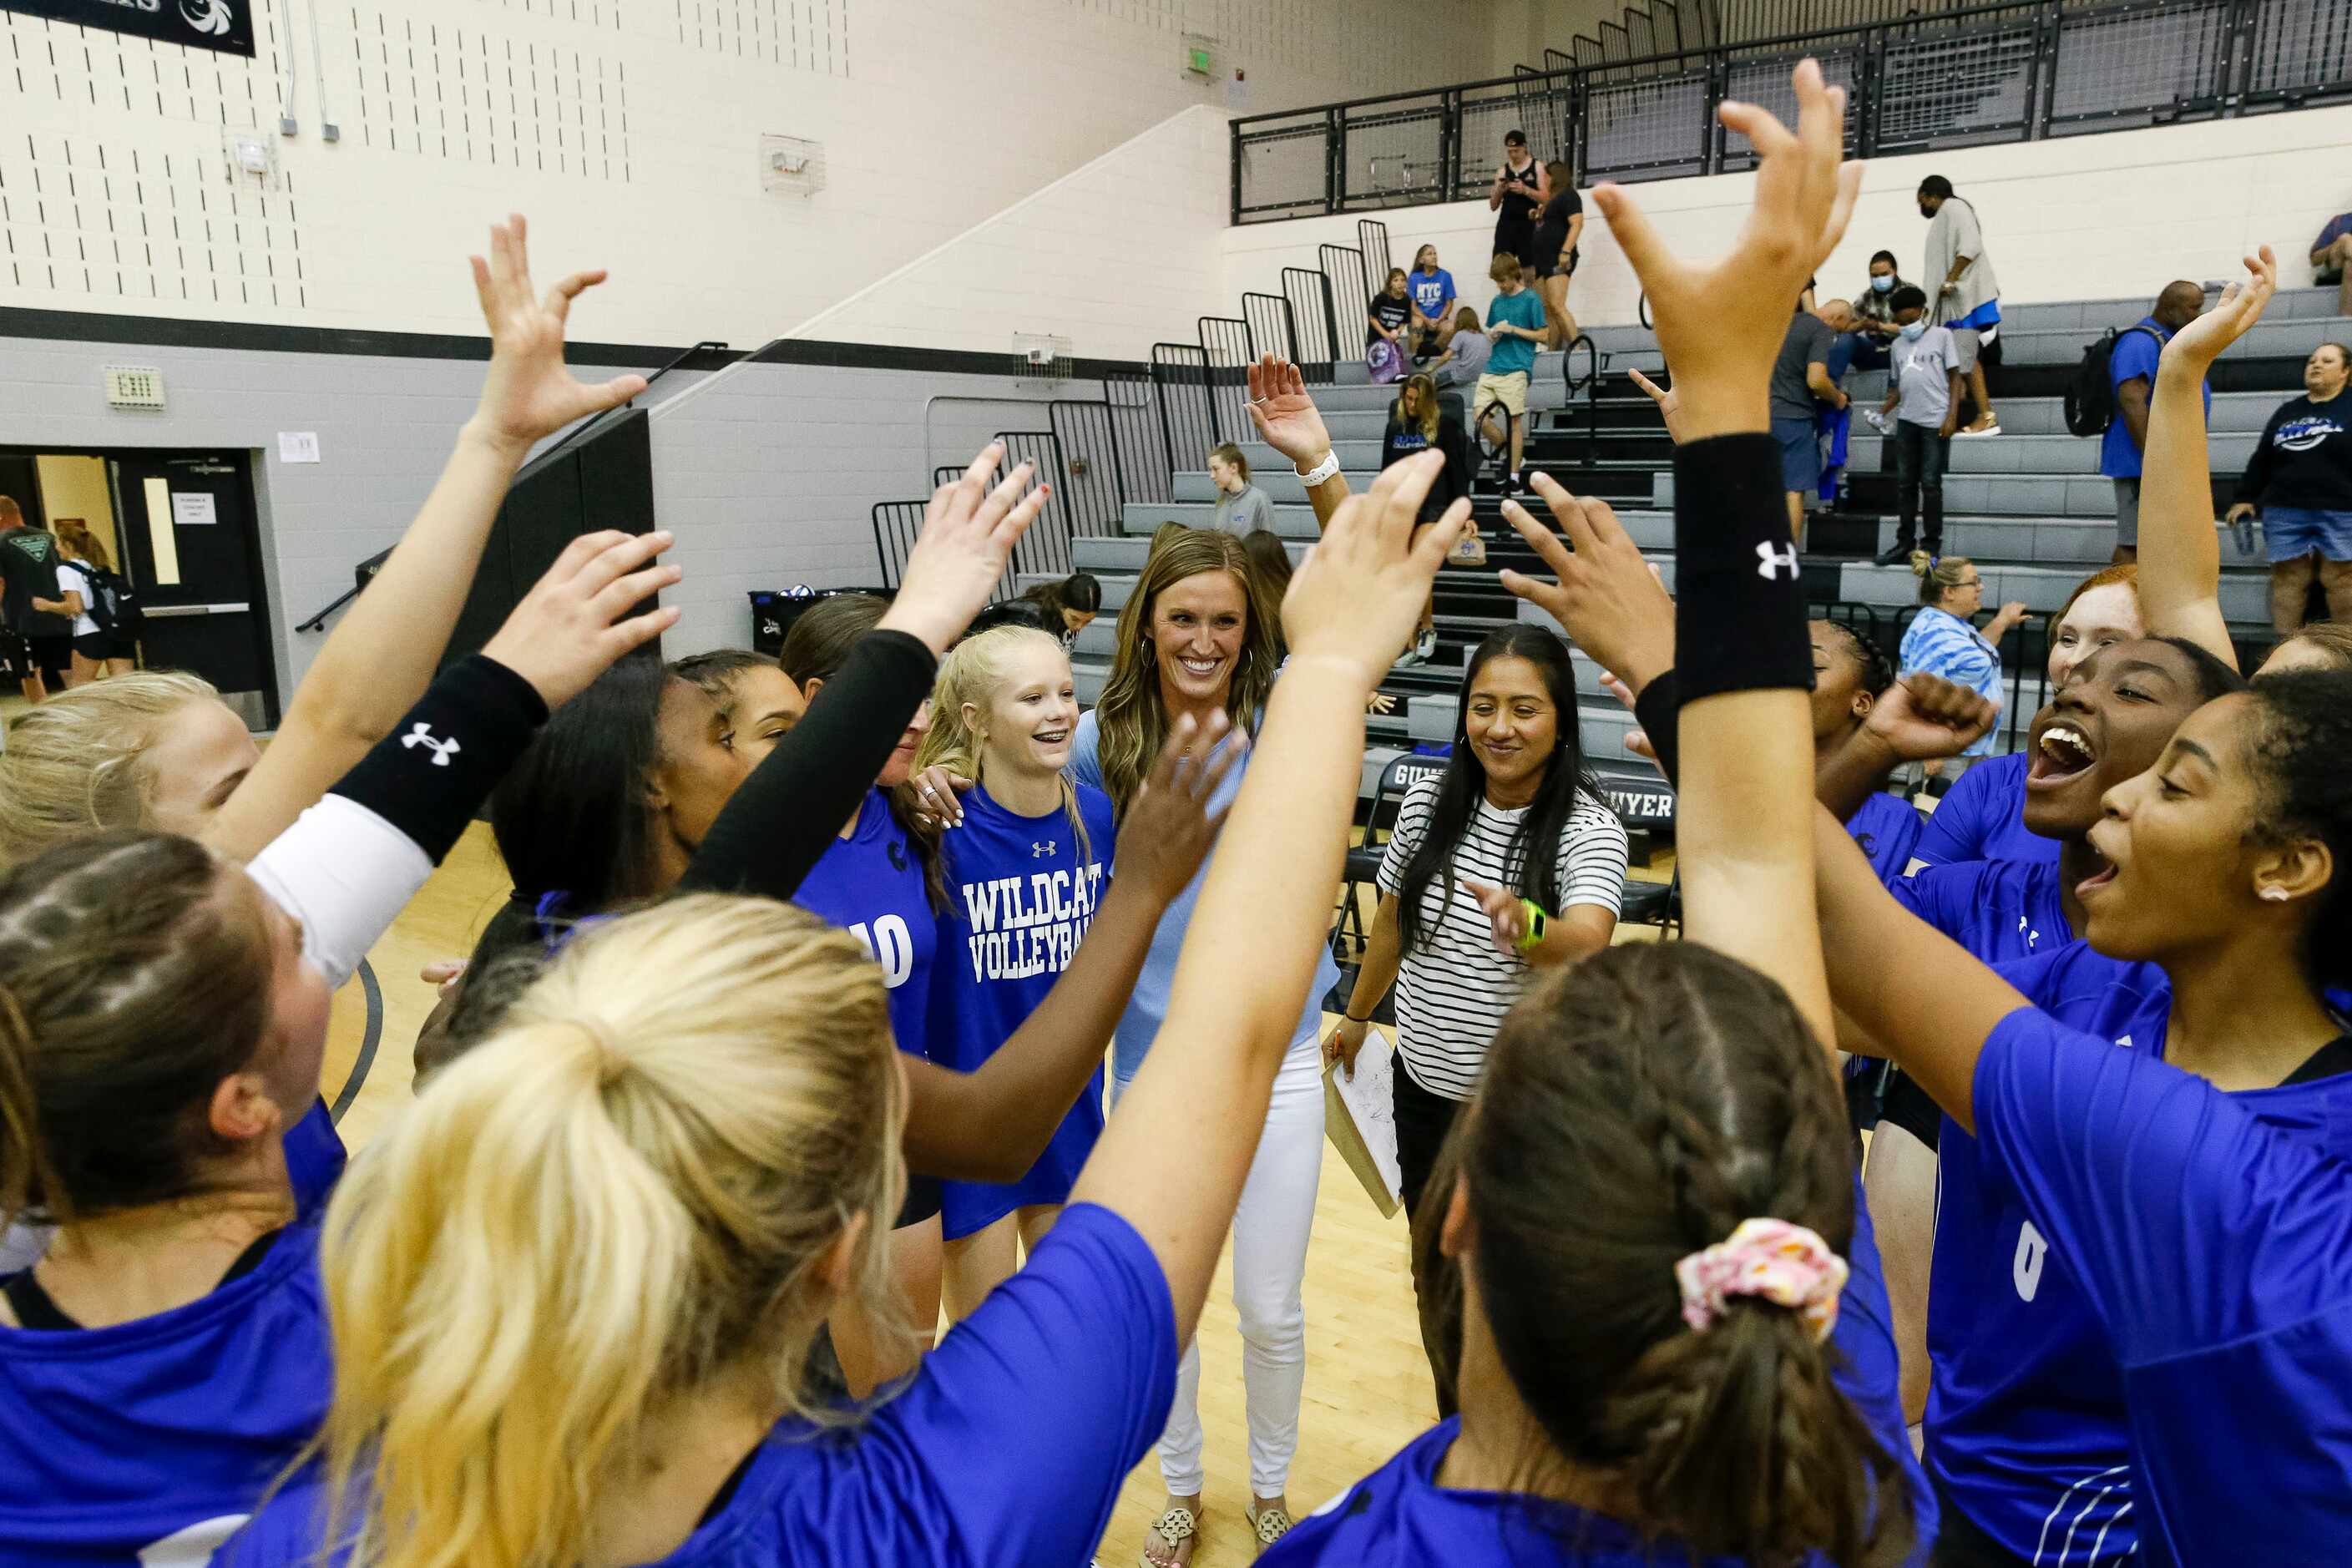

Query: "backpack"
left=2064, top=324, right=2162, bottom=437
left=71, top=562, right=140, bottom=638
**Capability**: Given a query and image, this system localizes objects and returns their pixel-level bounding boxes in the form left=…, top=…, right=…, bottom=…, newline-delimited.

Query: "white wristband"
left=1296, top=450, right=1342, bottom=488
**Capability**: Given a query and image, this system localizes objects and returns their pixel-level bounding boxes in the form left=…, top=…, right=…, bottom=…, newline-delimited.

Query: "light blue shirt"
left=1899, top=604, right=2003, bottom=757
left=1069, top=705, right=1340, bottom=1081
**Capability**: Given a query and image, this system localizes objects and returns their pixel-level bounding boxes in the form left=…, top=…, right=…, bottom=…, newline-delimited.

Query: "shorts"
left=2260, top=504, right=2352, bottom=563
left=72, top=630, right=131, bottom=662
left=25, top=636, right=70, bottom=684
left=1773, top=414, right=1823, bottom=494
left=2112, top=476, right=2142, bottom=548
left=0, top=631, right=33, bottom=680
left=1950, top=326, right=1983, bottom=375
left=1876, top=1065, right=1944, bottom=1151
left=1532, top=230, right=1579, bottom=280
left=1493, top=219, right=1535, bottom=268
left=894, top=1171, right=943, bottom=1230
left=2319, top=267, right=2344, bottom=287
left=1473, top=370, right=1528, bottom=423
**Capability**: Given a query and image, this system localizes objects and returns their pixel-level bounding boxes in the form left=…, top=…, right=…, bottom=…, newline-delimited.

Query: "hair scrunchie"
left=1674, top=1217, right=1850, bottom=1343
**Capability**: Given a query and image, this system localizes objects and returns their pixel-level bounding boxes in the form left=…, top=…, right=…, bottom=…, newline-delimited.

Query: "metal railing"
left=1232, top=0, right=2351, bottom=221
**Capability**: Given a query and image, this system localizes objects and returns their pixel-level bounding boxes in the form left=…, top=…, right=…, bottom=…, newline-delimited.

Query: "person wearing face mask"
left=912, top=627, right=1117, bottom=1321
left=1834, top=249, right=1909, bottom=377
left=1917, top=176, right=2002, bottom=437
left=1873, top=286, right=1965, bottom=568
left=2227, top=342, right=2352, bottom=635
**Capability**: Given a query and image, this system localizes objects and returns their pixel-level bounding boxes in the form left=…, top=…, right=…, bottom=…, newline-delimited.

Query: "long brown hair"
left=1090, top=528, right=1281, bottom=814
left=0, top=832, right=273, bottom=1229
left=1422, top=943, right=1913, bottom=1566
left=1393, top=372, right=1440, bottom=443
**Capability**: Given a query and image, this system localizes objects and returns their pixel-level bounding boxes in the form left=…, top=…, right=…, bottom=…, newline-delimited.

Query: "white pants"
left=1112, top=1034, right=1327, bottom=1497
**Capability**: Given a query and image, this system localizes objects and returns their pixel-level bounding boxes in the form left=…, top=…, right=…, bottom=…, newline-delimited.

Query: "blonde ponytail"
left=0, top=673, right=219, bottom=864
left=914, top=626, right=1095, bottom=865
left=315, top=895, right=906, bottom=1568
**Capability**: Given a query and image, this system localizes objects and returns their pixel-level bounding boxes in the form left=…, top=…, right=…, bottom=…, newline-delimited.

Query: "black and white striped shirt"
left=1377, top=776, right=1628, bottom=1100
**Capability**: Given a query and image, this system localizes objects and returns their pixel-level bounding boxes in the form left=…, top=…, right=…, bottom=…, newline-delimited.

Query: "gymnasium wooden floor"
left=308, top=821, right=1676, bottom=1565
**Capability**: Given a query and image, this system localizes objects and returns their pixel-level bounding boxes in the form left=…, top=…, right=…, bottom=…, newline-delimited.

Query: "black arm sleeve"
left=680, top=630, right=938, bottom=901
left=1672, top=433, right=1813, bottom=706
left=2233, top=402, right=2287, bottom=506
left=1635, top=668, right=1683, bottom=788
left=328, top=654, right=550, bottom=865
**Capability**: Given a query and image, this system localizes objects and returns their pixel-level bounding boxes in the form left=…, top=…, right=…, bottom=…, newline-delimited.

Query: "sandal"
left=1138, top=1505, right=1198, bottom=1568
left=1247, top=1501, right=1297, bottom=1552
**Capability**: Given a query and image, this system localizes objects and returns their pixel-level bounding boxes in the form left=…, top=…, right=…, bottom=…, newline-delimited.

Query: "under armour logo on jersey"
left=1756, top=541, right=1799, bottom=580
left=400, top=723, right=460, bottom=766
left=1032, top=841, right=1056, bottom=858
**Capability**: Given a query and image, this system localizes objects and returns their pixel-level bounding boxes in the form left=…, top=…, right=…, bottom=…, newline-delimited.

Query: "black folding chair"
left=1334, top=751, right=1449, bottom=961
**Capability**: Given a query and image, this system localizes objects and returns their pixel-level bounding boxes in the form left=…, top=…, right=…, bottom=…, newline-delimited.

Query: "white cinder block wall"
left=787, top=107, right=1232, bottom=362
left=1218, top=107, right=2352, bottom=338
left=0, top=0, right=1502, bottom=351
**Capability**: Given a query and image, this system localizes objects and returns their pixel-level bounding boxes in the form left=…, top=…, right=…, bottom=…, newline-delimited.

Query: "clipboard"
left=1323, top=1023, right=1403, bottom=1218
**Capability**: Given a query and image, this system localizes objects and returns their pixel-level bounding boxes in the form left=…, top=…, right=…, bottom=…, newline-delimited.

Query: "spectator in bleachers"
left=1428, top=307, right=1488, bottom=389
left=1404, top=245, right=1457, bottom=361
left=1874, top=285, right=1963, bottom=567
left=1366, top=267, right=1412, bottom=382
left=1529, top=163, right=1583, bottom=348
left=1918, top=175, right=2002, bottom=436
left=1474, top=250, right=1546, bottom=493
left=1207, top=443, right=1274, bottom=536
left=1383, top=374, right=1469, bottom=669
left=1771, top=300, right=1850, bottom=542
left=2228, top=341, right=2352, bottom=635
left=2314, top=209, right=2352, bottom=316
left=1013, top=570, right=1103, bottom=645
left=1485, top=129, right=1549, bottom=282
left=2102, top=279, right=2208, bottom=566
left=1899, top=556, right=2028, bottom=776
left=1834, top=249, right=1908, bottom=377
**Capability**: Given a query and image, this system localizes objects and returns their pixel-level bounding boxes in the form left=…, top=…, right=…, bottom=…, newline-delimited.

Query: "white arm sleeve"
left=245, top=793, right=436, bottom=990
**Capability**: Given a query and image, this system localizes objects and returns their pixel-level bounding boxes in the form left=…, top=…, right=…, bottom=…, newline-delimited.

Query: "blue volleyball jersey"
left=1906, top=753, right=2060, bottom=871
left=1971, top=999, right=2352, bottom=1566
left=1068, top=708, right=1340, bottom=1081
left=1846, top=792, right=1925, bottom=889
left=1891, top=854, right=2071, bottom=964
left=793, top=787, right=939, bottom=1062
left=1268, top=1171, right=1936, bottom=1566
left=1922, top=942, right=2162, bottom=1561
left=285, top=1098, right=346, bottom=1216
left=0, top=1222, right=329, bottom=1566
left=930, top=781, right=1117, bottom=1240
left=226, top=1202, right=1177, bottom=1568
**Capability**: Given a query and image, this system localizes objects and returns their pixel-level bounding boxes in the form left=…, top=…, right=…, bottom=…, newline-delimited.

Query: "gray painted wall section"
left=0, top=336, right=1087, bottom=708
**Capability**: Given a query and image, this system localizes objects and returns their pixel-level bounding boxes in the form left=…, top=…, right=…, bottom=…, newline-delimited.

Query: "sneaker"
left=1859, top=407, right=1888, bottom=432
left=1396, top=629, right=1437, bottom=668
left=1955, top=422, right=2001, bottom=438
left=1873, top=541, right=1916, bottom=567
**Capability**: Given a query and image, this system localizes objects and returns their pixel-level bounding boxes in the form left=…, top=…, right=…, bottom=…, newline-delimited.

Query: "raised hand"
left=467, top=215, right=649, bottom=455
left=1861, top=672, right=2000, bottom=763
left=1592, top=60, right=1859, bottom=439
left=480, top=529, right=681, bottom=707
left=1244, top=355, right=1338, bottom=473
left=877, top=443, right=1050, bottom=655
left=1626, top=367, right=1687, bottom=445
left=1115, top=711, right=1243, bottom=905
left=1282, top=453, right=1467, bottom=688
left=2161, top=247, right=2277, bottom=375
left=1497, top=474, right=1676, bottom=695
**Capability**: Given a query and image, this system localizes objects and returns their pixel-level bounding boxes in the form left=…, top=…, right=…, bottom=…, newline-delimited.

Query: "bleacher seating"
left=1014, top=281, right=2346, bottom=838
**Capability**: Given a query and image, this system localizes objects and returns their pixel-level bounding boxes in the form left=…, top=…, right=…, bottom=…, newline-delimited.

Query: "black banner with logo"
left=2, top=0, right=255, bottom=57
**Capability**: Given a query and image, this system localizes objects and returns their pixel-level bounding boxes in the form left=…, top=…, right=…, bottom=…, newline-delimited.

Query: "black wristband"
left=1672, top=433, right=1814, bottom=707
left=1633, top=668, right=1683, bottom=788
left=329, top=653, right=550, bottom=865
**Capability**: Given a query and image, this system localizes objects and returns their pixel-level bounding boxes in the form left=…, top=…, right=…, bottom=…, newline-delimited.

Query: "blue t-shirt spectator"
left=1899, top=606, right=2003, bottom=757
left=1408, top=266, right=1456, bottom=323
left=1485, top=289, right=1545, bottom=378
left=2101, top=319, right=2207, bottom=480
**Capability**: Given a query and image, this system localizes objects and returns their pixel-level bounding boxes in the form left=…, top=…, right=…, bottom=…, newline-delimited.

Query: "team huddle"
left=0, top=63, right=2348, bottom=1568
